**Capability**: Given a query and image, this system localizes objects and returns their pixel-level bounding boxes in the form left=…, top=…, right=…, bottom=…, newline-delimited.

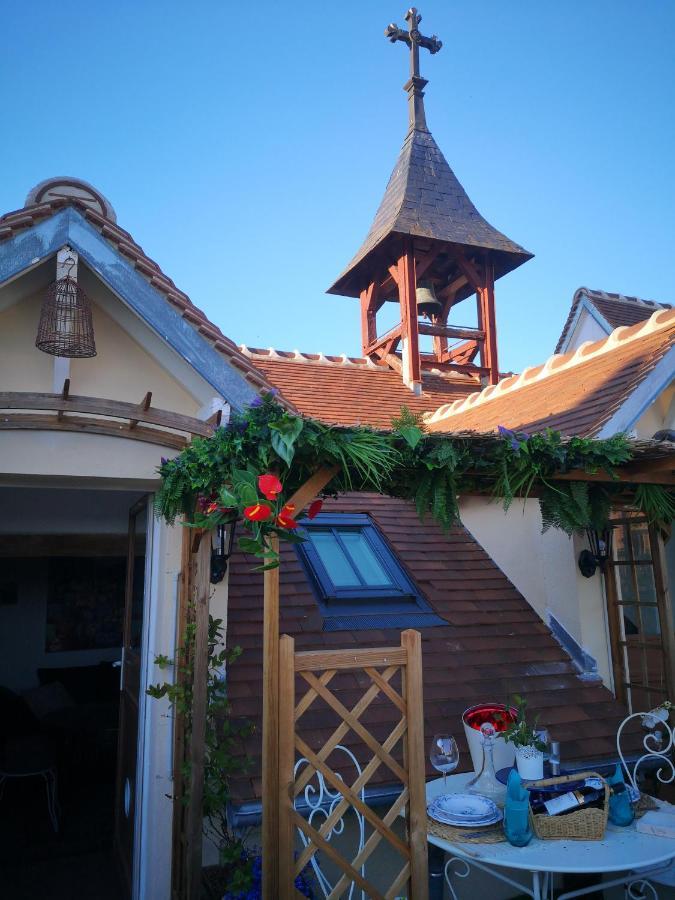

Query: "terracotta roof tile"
left=240, top=347, right=479, bottom=428
left=425, top=308, right=675, bottom=437
left=226, top=493, right=629, bottom=804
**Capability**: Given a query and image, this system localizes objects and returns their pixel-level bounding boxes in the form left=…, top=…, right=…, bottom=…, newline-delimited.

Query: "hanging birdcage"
left=36, top=275, right=97, bottom=358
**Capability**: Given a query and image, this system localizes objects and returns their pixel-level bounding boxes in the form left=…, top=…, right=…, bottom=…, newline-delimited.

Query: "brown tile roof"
left=239, top=345, right=479, bottom=428
left=425, top=308, right=675, bottom=437
left=0, top=195, right=279, bottom=400
left=226, top=493, right=629, bottom=805
left=556, top=287, right=671, bottom=353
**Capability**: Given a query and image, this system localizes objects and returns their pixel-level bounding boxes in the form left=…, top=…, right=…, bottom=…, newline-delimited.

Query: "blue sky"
left=1, top=1, right=673, bottom=372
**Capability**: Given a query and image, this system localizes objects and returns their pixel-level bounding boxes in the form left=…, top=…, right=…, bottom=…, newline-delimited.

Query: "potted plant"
left=503, top=695, right=547, bottom=780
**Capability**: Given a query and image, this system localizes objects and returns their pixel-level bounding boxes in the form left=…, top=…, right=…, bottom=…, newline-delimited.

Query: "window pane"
left=615, top=526, right=630, bottom=562
left=340, top=531, right=393, bottom=586
left=616, top=566, right=637, bottom=603
left=630, top=524, right=652, bottom=562
left=309, top=531, right=360, bottom=586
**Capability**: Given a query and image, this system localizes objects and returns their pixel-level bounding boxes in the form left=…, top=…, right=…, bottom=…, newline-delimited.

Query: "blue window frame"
left=295, top=513, right=446, bottom=631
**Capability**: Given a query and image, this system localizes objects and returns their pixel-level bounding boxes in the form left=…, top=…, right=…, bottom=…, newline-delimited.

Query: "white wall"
left=459, top=496, right=613, bottom=686
left=566, top=307, right=608, bottom=350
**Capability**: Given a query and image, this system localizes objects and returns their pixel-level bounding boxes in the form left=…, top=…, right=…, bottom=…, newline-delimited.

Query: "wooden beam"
left=171, top=524, right=193, bottom=899
left=130, top=391, right=152, bottom=430
left=0, top=391, right=213, bottom=436
left=401, top=630, right=429, bottom=896
left=0, top=413, right=188, bottom=450
left=360, top=282, right=379, bottom=353
left=437, top=274, right=468, bottom=300
left=57, top=377, right=70, bottom=422
left=206, top=408, right=223, bottom=428
left=439, top=340, right=480, bottom=366
left=364, top=323, right=403, bottom=359
left=384, top=352, right=403, bottom=374
left=650, top=525, right=675, bottom=704
left=388, top=264, right=400, bottom=286
left=262, top=534, right=281, bottom=900
left=417, top=322, right=485, bottom=341
left=451, top=249, right=483, bottom=292
left=555, top=467, right=675, bottom=486
left=479, top=259, right=499, bottom=385
left=398, top=239, right=421, bottom=390
left=418, top=356, right=488, bottom=377
left=277, top=635, right=296, bottom=898
left=186, top=531, right=211, bottom=900
left=413, top=244, right=439, bottom=282
left=287, top=465, right=340, bottom=514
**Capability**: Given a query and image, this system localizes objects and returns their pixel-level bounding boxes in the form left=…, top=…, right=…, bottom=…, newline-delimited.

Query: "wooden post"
left=186, top=531, right=212, bottom=900
left=262, top=534, right=281, bottom=900
left=649, top=524, right=675, bottom=702
left=400, top=629, right=429, bottom=896
left=398, top=239, right=421, bottom=392
left=278, top=635, right=296, bottom=898
left=262, top=466, right=340, bottom=899
left=603, top=559, right=627, bottom=705
left=479, top=259, right=499, bottom=385
left=360, top=282, right=378, bottom=355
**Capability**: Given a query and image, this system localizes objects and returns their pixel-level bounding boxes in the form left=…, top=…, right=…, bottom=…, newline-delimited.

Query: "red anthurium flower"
left=244, top=503, right=272, bottom=522
left=205, top=501, right=219, bottom=515
left=276, top=503, right=298, bottom=529
left=307, top=499, right=323, bottom=519
left=258, top=473, right=283, bottom=501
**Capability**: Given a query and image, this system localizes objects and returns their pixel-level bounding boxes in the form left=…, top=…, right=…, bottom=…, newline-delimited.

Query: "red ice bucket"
left=462, top=703, right=517, bottom=774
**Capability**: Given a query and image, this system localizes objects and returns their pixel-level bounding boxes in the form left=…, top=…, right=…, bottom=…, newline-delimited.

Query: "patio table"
left=427, top=772, right=675, bottom=900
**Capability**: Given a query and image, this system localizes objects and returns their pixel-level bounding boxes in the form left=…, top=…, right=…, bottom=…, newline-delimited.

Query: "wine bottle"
left=531, top=778, right=619, bottom=817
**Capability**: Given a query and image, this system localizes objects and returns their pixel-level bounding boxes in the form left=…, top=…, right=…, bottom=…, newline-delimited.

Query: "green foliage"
left=155, top=396, right=671, bottom=559
left=633, top=484, right=675, bottom=530
left=147, top=613, right=253, bottom=875
left=503, top=694, right=547, bottom=751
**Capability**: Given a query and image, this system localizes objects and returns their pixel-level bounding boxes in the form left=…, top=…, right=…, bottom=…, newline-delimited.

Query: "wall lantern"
left=210, top=520, right=237, bottom=584
left=36, top=249, right=96, bottom=358
left=578, top=526, right=614, bottom=578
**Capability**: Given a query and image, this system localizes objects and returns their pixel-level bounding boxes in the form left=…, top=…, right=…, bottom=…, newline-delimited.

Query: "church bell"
left=415, top=280, right=443, bottom=318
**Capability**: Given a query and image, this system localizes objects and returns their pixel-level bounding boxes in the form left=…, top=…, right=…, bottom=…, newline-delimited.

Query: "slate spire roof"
left=328, top=126, right=533, bottom=298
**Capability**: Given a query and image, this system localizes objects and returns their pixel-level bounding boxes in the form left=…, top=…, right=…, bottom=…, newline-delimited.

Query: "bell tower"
left=327, top=8, right=533, bottom=393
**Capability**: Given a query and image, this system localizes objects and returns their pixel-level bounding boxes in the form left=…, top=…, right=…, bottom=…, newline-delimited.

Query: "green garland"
left=155, top=394, right=674, bottom=566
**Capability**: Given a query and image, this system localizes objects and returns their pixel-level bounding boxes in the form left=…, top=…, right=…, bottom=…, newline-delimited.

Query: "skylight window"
left=296, top=513, right=446, bottom=631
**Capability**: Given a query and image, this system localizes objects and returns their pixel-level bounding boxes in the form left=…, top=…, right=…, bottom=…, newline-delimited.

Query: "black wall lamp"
left=210, top=520, right=237, bottom=584
left=578, top=526, right=614, bottom=578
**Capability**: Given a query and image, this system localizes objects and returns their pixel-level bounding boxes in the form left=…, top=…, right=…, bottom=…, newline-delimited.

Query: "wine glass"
left=429, top=734, right=459, bottom=788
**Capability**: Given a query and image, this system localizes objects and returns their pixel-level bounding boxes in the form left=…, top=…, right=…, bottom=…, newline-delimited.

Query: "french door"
left=114, top=497, right=150, bottom=897
left=606, top=514, right=675, bottom=712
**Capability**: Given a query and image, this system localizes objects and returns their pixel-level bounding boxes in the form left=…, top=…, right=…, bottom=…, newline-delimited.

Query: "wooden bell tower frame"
left=360, top=238, right=500, bottom=392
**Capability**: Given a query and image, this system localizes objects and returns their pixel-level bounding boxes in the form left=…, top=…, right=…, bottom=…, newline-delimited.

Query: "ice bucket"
left=462, top=703, right=517, bottom=774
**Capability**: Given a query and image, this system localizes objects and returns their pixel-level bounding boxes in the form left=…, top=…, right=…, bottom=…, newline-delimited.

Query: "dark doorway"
left=0, top=486, right=144, bottom=899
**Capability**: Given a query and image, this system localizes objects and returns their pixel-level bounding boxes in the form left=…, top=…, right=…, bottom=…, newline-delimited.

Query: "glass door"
left=114, top=497, right=149, bottom=897
left=607, top=514, right=675, bottom=711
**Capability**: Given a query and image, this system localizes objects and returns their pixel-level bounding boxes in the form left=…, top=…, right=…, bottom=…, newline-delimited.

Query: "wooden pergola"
left=0, top=383, right=222, bottom=449
left=176, top=437, right=674, bottom=899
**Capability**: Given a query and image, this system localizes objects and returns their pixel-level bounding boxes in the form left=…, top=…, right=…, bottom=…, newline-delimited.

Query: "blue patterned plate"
left=428, top=793, right=498, bottom=822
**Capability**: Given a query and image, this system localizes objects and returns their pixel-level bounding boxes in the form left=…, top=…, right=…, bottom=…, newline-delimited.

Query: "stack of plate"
left=427, top=792, right=502, bottom=827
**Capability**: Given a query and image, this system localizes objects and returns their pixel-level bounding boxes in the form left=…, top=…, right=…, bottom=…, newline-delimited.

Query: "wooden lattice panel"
left=278, top=631, right=428, bottom=899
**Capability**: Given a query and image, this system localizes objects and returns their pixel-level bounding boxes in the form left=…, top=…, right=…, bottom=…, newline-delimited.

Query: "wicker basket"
left=528, top=771, right=609, bottom=841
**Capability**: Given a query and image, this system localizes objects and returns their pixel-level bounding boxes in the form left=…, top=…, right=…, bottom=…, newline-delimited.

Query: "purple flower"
left=160, top=456, right=168, bottom=466
left=498, top=424, right=521, bottom=453
left=249, top=395, right=264, bottom=408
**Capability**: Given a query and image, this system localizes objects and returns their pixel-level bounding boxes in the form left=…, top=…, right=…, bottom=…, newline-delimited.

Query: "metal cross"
left=385, top=8, right=442, bottom=81
left=385, top=8, right=442, bottom=131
